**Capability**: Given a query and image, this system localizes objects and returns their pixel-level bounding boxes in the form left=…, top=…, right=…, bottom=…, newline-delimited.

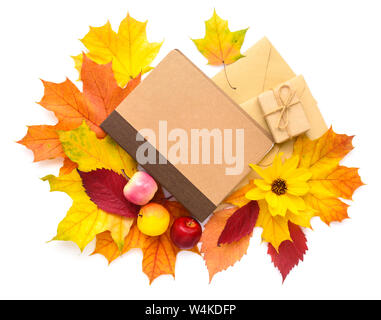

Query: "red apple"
left=170, top=217, right=202, bottom=249
left=123, top=171, right=158, bottom=205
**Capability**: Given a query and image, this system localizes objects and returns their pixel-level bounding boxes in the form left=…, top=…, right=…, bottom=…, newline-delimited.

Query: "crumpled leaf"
left=92, top=200, right=200, bottom=284
left=201, top=208, right=251, bottom=282
left=42, top=170, right=134, bottom=251
left=58, top=122, right=137, bottom=177
left=78, top=169, right=139, bottom=218
left=192, top=10, right=248, bottom=66
left=75, top=13, right=162, bottom=87
left=268, top=222, right=308, bottom=282
left=293, top=127, right=364, bottom=224
left=218, top=201, right=259, bottom=245
left=18, top=55, right=140, bottom=163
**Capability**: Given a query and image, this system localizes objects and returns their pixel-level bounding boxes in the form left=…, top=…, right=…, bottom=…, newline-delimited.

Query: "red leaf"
left=268, top=222, right=308, bottom=282
left=78, top=169, right=139, bottom=217
left=217, top=201, right=259, bottom=245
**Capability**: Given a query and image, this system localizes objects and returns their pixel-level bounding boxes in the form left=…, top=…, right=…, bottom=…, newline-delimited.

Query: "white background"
left=0, top=0, right=379, bottom=300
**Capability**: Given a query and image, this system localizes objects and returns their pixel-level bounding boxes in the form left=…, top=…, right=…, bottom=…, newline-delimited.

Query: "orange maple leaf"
left=224, top=179, right=255, bottom=208
left=59, top=158, right=78, bottom=176
left=201, top=207, right=251, bottom=282
left=92, top=200, right=200, bottom=284
left=293, top=127, right=364, bottom=225
left=18, top=55, right=140, bottom=165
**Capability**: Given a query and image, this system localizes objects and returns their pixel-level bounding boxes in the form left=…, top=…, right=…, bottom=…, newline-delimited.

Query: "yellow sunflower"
left=246, top=154, right=312, bottom=217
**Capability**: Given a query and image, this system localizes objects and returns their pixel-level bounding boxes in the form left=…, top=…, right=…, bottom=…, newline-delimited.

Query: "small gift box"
left=258, top=82, right=311, bottom=143
left=258, top=81, right=311, bottom=143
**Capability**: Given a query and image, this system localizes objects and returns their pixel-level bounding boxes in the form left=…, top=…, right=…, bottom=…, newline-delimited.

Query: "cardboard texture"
left=212, top=37, right=328, bottom=205
left=102, top=50, right=273, bottom=222
left=258, top=81, right=311, bottom=143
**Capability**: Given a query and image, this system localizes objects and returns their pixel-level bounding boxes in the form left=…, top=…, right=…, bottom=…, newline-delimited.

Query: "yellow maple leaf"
left=58, top=122, right=137, bottom=177
left=192, top=10, right=248, bottom=66
left=42, top=170, right=134, bottom=251
left=75, top=14, right=163, bottom=87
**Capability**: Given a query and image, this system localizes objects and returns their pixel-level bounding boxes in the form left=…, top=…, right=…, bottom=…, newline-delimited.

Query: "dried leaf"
left=192, top=10, right=247, bottom=66
left=43, top=167, right=134, bottom=251
left=58, top=122, right=137, bottom=177
left=78, top=169, right=139, bottom=218
left=218, top=201, right=259, bottom=245
left=75, top=14, right=162, bottom=87
left=92, top=201, right=200, bottom=283
left=59, top=158, right=78, bottom=176
left=268, top=222, right=308, bottom=282
left=18, top=125, right=65, bottom=162
left=293, top=127, right=354, bottom=179
left=201, top=208, right=251, bottom=282
left=18, top=56, right=140, bottom=162
left=224, top=180, right=255, bottom=208
left=293, top=128, right=363, bottom=224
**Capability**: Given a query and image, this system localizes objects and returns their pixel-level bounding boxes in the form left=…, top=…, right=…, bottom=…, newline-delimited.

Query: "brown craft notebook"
left=101, top=50, right=273, bottom=221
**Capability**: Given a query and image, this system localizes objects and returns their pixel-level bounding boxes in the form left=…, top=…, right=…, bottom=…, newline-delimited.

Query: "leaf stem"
left=223, top=61, right=236, bottom=90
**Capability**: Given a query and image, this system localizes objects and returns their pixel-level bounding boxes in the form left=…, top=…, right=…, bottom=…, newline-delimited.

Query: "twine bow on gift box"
left=265, top=84, right=299, bottom=132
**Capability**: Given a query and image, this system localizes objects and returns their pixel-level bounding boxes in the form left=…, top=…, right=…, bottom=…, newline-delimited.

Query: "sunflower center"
left=271, top=178, right=287, bottom=195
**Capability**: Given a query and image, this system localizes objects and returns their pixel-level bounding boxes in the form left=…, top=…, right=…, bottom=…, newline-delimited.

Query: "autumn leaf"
left=293, top=127, right=363, bottom=224
left=92, top=231, right=121, bottom=264
left=92, top=201, right=200, bottom=283
left=75, top=13, right=162, bottom=87
left=268, top=222, right=308, bottom=282
left=201, top=208, right=251, bottom=282
left=58, top=122, right=137, bottom=177
left=142, top=231, right=179, bottom=284
left=59, top=158, right=78, bottom=176
left=192, top=10, right=247, bottom=66
left=78, top=169, right=139, bottom=218
left=224, top=180, right=255, bottom=208
left=293, top=127, right=354, bottom=179
left=18, top=55, right=140, bottom=163
left=42, top=170, right=134, bottom=251
left=18, top=125, right=65, bottom=162
left=308, top=166, right=363, bottom=200
left=218, top=201, right=259, bottom=245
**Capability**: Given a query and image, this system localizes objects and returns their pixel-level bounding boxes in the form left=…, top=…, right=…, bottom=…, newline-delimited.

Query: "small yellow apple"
left=137, top=203, right=170, bottom=236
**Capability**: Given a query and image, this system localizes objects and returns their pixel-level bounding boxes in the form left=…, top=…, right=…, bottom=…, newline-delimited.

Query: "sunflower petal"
left=249, top=164, right=273, bottom=183
left=280, top=155, right=299, bottom=179
left=245, top=188, right=266, bottom=200
left=272, top=153, right=284, bottom=177
left=284, top=194, right=306, bottom=213
left=254, top=179, right=271, bottom=191
left=265, top=192, right=279, bottom=208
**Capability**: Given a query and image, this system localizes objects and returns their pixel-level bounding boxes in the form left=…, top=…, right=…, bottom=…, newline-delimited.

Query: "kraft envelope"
left=212, top=37, right=327, bottom=201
